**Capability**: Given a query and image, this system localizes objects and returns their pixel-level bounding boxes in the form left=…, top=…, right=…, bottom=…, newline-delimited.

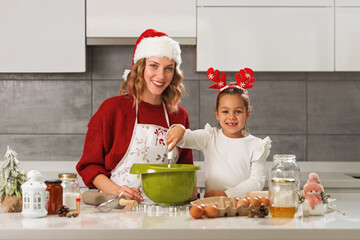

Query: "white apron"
left=110, top=102, right=179, bottom=195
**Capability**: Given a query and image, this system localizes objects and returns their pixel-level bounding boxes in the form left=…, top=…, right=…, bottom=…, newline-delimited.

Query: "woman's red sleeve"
left=76, top=107, right=113, bottom=188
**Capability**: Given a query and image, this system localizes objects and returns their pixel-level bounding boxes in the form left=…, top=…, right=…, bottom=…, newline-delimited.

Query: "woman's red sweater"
left=76, top=95, right=193, bottom=188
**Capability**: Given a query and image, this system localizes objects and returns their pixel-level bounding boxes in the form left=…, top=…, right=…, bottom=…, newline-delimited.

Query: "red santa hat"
left=122, top=29, right=182, bottom=80
left=303, top=173, right=324, bottom=193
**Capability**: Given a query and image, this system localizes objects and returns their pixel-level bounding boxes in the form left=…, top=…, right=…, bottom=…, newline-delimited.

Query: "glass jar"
left=269, top=154, right=301, bottom=218
left=45, top=179, right=63, bottom=214
left=59, top=173, right=80, bottom=211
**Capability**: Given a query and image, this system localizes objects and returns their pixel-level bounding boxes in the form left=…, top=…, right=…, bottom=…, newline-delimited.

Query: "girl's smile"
left=216, top=94, right=251, bottom=138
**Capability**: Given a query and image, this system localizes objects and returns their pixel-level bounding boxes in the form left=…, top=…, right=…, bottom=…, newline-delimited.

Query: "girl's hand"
left=166, top=125, right=186, bottom=152
left=119, top=185, right=144, bottom=202
left=187, top=187, right=199, bottom=202
left=204, top=190, right=227, bottom=198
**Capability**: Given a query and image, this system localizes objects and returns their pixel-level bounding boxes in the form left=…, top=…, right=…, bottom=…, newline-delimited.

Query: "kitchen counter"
left=1, top=199, right=360, bottom=240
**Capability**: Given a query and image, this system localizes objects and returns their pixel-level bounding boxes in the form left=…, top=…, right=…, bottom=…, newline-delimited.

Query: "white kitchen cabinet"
left=87, top=0, right=196, bottom=45
left=335, top=0, right=360, bottom=71
left=198, top=0, right=334, bottom=7
left=197, top=0, right=334, bottom=72
left=0, top=0, right=85, bottom=73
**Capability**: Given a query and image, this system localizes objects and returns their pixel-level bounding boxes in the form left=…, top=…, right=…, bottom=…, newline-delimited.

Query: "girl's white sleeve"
left=225, top=137, right=272, bottom=197
left=176, top=123, right=213, bottom=151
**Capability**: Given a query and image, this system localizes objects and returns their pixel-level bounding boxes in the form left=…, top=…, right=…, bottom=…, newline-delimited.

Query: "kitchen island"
left=0, top=198, right=359, bottom=240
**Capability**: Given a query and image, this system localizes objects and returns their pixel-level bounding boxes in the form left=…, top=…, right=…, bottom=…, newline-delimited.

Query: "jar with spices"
left=45, top=179, right=63, bottom=214
left=268, top=154, right=301, bottom=218
left=59, top=173, right=80, bottom=211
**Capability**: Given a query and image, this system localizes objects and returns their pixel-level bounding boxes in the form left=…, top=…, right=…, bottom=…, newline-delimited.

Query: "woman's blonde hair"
left=119, top=58, right=185, bottom=113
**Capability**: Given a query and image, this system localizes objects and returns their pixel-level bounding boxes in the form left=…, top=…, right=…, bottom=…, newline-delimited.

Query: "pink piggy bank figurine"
left=302, top=173, right=325, bottom=216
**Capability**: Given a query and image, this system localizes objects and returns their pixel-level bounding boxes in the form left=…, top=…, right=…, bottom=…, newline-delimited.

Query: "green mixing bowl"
left=130, top=164, right=200, bottom=205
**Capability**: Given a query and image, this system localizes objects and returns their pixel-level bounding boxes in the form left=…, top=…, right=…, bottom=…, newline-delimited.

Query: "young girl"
left=167, top=67, right=271, bottom=198
left=76, top=29, right=194, bottom=202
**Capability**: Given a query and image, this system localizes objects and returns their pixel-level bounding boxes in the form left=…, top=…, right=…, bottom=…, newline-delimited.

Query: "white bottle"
left=58, top=173, right=80, bottom=211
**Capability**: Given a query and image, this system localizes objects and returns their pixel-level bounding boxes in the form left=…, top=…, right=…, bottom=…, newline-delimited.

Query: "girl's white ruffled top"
left=177, top=123, right=271, bottom=197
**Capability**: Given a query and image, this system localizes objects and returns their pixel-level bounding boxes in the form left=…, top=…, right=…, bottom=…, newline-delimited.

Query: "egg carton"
left=191, top=196, right=259, bottom=217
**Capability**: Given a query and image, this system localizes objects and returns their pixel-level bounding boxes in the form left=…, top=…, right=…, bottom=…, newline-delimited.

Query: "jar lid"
left=271, top=178, right=296, bottom=183
left=58, top=173, right=77, bottom=179
left=273, top=154, right=296, bottom=162
left=45, top=179, right=62, bottom=184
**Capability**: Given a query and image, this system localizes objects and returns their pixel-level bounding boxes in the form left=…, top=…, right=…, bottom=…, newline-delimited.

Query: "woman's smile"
left=142, top=56, right=175, bottom=104
left=151, top=80, right=165, bottom=87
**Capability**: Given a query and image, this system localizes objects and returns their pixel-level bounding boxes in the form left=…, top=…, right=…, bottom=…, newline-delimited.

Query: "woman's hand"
left=92, top=175, right=143, bottom=202
left=166, top=125, right=186, bottom=151
left=119, top=185, right=144, bottom=202
left=204, top=190, right=227, bottom=198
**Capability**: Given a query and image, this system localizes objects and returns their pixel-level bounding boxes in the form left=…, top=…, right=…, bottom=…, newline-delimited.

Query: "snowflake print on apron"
left=110, top=101, right=179, bottom=189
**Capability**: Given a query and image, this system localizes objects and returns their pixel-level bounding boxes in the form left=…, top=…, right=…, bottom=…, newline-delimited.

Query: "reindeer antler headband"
left=207, top=67, right=256, bottom=109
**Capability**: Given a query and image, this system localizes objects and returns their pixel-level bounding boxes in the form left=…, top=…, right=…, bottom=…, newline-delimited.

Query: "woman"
left=76, top=29, right=193, bottom=202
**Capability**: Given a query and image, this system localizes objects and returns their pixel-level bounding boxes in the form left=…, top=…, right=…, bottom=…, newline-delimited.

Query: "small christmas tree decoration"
left=0, top=146, right=27, bottom=212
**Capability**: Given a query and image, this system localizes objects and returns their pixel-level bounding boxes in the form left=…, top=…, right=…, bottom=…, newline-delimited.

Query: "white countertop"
left=1, top=199, right=360, bottom=240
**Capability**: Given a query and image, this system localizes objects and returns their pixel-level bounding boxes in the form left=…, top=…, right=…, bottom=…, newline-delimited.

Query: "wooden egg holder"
left=191, top=196, right=264, bottom=217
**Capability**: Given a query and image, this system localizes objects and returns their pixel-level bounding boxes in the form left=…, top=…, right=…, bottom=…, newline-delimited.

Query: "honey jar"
left=268, top=154, right=301, bottom=218
left=269, top=178, right=297, bottom=217
left=45, top=179, right=63, bottom=214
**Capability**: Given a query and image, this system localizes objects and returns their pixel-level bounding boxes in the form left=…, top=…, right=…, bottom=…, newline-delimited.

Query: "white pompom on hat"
left=122, top=29, right=182, bottom=80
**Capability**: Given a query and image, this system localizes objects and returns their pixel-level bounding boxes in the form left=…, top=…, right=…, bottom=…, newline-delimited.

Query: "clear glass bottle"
left=269, top=154, right=301, bottom=218
left=58, top=173, right=80, bottom=211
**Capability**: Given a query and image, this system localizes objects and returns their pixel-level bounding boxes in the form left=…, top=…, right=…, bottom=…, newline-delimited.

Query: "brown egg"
left=248, top=197, right=261, bottom=207
left=259, top=196, right=270, bottom=206
left=199, top=204, right=206, bottom=209
left=204, top=205, right=218, bottom=218
left=189, top=205, right=204, bottom=219
left=236, top=198, right=250, bottom=208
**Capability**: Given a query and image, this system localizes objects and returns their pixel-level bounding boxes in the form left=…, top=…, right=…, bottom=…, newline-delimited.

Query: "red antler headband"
left=207, top=67, right=255, bottom=109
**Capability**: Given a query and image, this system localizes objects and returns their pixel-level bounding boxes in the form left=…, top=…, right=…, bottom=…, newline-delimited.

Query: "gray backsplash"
left=1, top=46, right=359, bottom=163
